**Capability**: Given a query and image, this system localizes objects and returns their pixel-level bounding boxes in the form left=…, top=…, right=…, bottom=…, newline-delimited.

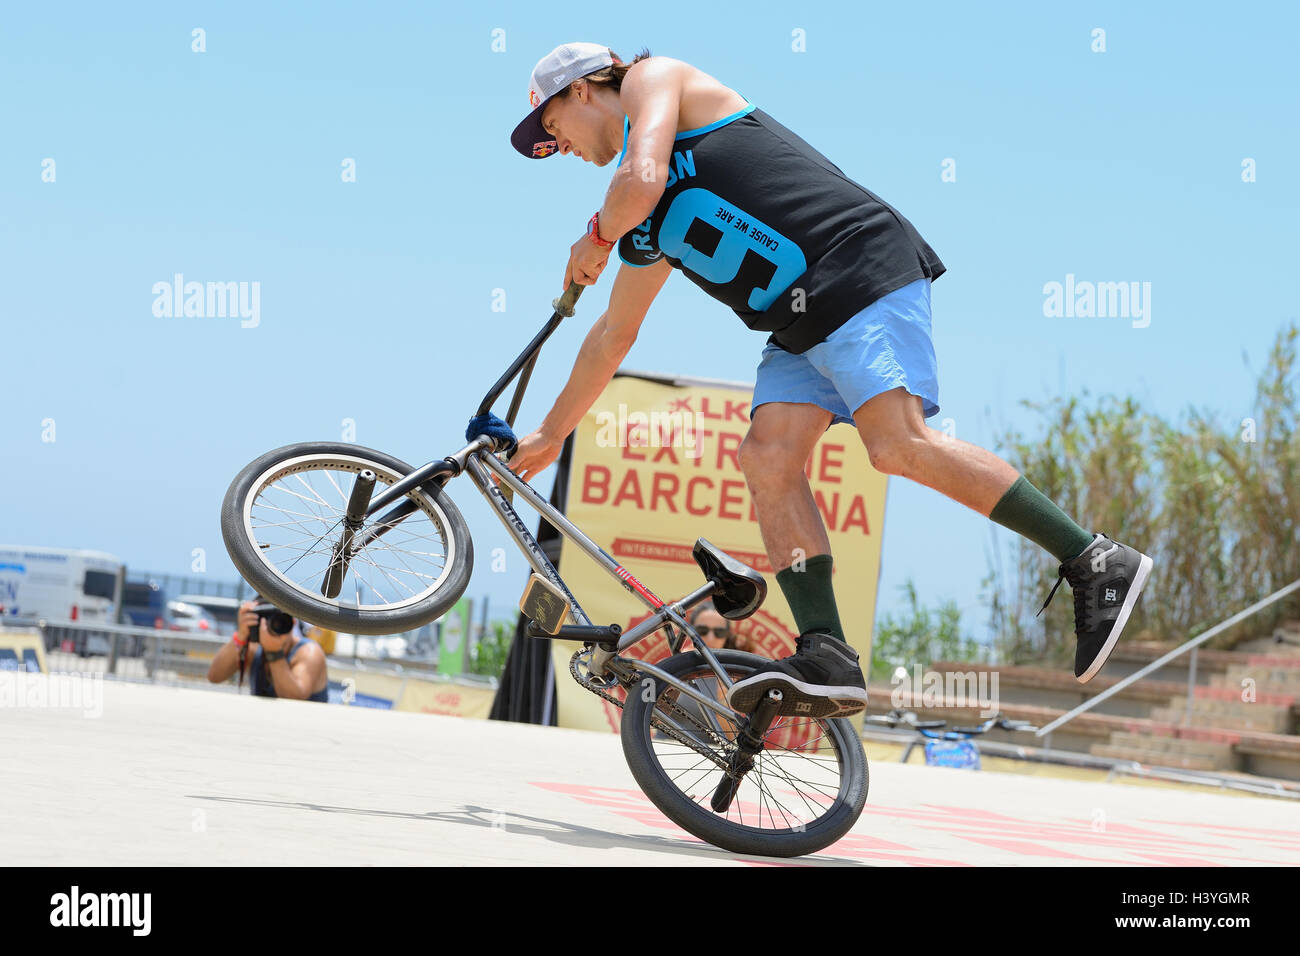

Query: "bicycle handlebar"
left=553, top=282, right=584, bottom=317
left=475, top=282, right=586, bottom=420
left=866, top=712, right=944, bottom=730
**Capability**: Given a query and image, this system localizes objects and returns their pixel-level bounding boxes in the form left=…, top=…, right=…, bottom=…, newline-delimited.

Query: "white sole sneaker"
left=726, top=672, right=868, bottom=719
left=1076, top=551, right=1154, bottom=684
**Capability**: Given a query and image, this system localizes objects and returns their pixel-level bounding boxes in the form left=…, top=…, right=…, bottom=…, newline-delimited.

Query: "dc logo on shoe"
left=1104, top=587, right=1118, bottom=602
left=795, top=702, right=812, bottom=713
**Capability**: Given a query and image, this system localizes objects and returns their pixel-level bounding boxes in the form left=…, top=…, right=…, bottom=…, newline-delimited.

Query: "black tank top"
left=250, top=637, right=329, bottom=703
left=616, top=103, right=945, bottom=353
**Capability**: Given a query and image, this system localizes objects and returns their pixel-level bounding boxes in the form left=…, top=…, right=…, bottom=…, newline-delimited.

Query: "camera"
left=246, top=598, right=294, bottom=643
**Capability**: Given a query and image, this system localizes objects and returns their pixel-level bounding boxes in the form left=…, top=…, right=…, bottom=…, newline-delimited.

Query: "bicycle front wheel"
left=220, top=441, right=473, bottom=635
left=620, top=649, right=868, bottom=858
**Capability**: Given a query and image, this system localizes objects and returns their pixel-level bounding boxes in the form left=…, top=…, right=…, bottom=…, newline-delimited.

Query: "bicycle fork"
left=321, top=470, right=377, bottom=599
left=710, top=689, right=783, bottom=813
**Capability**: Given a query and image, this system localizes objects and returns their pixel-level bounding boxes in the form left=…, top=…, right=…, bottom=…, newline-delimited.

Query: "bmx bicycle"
left=220, top=283, right=868, bottom=857
left=867, top=709, right=1038, bottom=770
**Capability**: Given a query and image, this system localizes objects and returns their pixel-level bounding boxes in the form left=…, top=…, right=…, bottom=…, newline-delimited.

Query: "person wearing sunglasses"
left=689, top=600, right=746, bottom=653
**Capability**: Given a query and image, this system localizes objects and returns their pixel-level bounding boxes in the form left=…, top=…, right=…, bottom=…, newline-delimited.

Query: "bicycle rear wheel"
left=620, top=649, right=868, bottom=858
left=220, top=441, right=473, bottom=635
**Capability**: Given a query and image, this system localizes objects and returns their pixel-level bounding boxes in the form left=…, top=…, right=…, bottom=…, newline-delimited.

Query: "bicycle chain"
left=568, top=649, right=734, bottom=771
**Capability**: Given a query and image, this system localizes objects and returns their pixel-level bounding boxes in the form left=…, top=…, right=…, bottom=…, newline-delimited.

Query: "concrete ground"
left=4, top=677, right=1298, bottom=866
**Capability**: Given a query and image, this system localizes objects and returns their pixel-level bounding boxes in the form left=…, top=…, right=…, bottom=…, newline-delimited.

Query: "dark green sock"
left=775, top=554, right=846, bottom=643
left=989, top=475, right=1095, bottom=562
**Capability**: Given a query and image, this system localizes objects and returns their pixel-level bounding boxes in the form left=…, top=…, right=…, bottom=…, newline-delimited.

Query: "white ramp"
left=3, top=678, right=1297, bottom=866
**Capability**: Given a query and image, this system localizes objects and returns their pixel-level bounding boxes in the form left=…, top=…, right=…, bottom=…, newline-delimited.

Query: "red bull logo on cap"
left=532, top=141, right=558, bottom=158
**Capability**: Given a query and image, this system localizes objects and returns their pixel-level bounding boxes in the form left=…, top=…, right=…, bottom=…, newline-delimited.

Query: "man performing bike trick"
left=506, top=42, right=1154, bottom=719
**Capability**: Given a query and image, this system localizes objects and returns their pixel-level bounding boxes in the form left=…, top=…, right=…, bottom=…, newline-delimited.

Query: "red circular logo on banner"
left=596, top=609, right=817, bottom=752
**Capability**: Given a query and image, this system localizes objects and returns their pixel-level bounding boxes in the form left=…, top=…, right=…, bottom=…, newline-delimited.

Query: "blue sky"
left=2, top=2, right=1296, bottom=649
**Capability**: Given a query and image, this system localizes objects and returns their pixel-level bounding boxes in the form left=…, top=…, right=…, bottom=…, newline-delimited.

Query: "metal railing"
left=24, top=617, right=228, bottom=682
left=860, top=723, right=1300, bottom=800
left=1035, top=578, right=1300, bottom=745
left=1104, top=762, right=1300, bottom=800
left=4, top=617, right=497, bottom=690
left=128, top=571, right=254, bottom=601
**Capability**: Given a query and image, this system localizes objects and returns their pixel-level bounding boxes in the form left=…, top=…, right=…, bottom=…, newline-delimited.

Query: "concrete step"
left=1151, top=704, right=1290, bottom=734
left=1090, top=743, right=1223, bottom=771
left=1215, top=667, right=1300, bottom=695
left=1157, top=696, right=1290, bottom=717
left=1109, top=732, right=1235, bottom=761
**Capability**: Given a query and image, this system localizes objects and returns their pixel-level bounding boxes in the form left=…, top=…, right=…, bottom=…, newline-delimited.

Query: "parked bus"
left=0, top=545, right=125, bottom=624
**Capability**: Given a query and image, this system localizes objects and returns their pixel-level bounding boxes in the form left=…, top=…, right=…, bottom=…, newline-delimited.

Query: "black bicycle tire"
left=220, top=441, right=473, bottom=635
left=620, top=649, right=869, bottom=858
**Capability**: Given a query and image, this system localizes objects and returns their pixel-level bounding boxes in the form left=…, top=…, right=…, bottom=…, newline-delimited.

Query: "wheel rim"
left=240, top=454, right=457, bottom=613
left=646, top=662, right=856, bottom=836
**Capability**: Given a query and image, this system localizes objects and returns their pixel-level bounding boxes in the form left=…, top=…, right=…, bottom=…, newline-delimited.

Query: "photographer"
left=206, top=601, right=328, bottom=702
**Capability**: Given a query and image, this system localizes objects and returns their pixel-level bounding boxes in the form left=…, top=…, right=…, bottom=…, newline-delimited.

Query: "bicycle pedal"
left=519, top=572, right=569, bottom=635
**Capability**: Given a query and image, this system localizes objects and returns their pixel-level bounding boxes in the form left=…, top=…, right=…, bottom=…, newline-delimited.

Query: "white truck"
left=0, top=545, right=125, bottom=625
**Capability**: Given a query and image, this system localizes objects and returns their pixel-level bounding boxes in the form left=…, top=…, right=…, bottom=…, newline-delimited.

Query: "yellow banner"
left=551, top=373, right=886, bottom=734
left=326, top=663, right=495, bottom=719
left=398, top=680, right=495, bottom=719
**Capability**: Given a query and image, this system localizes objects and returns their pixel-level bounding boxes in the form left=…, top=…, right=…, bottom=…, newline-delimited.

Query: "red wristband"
left=586, top=212, right=614, bottom=248
left=232, top=634, right=248, bottom=647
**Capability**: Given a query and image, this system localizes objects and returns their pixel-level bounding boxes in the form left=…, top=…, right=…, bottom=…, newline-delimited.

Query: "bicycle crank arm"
left=321, top=470, right=376, bottom=599
left=710, top=688, right=783, bottom=814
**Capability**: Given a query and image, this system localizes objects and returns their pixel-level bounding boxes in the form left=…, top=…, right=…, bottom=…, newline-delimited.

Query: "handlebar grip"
left=1001, top=720, right=1038, bottom=732
left=552, top=282, right=584, bottom=317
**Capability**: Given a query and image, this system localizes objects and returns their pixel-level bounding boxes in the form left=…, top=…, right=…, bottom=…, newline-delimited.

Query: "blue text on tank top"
left=617, top=105, right=807, bottom=311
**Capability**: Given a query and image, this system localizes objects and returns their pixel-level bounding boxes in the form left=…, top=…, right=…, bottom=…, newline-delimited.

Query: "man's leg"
left=727, top=400, right=869, bottom=718
left=851, top=386, right=1153, bottom=682
left=850, top=386, right=1092, bottom=560
left=738, top=401, right=846, bottom=642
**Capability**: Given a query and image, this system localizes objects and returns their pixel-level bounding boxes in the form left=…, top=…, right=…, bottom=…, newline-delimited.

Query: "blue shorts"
left=751, top=277, right=940, bottom=427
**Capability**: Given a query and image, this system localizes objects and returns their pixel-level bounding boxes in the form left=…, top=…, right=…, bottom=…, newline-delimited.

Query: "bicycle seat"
left=692, top=538, right=766, bottom=620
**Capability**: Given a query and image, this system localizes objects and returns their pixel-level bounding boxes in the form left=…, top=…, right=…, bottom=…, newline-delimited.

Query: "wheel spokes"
left=648, top=665, right=849, bottom=835
left=243, top=457, right=454, bottom=613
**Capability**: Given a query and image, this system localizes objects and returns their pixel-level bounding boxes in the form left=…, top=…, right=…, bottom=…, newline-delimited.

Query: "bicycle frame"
left=466, top=440, right=742, bottom=724
left=314, top=284, right=759, bottom=725
left=348, top=285, right=749, bottom=723
left=227, top=281, right=867, bottom=852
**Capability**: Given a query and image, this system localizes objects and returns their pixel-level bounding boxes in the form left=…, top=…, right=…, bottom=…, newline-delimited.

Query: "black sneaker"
left=725, top=631, right=868, bottom=719
left=1037, top=532, right=1154, bottom=684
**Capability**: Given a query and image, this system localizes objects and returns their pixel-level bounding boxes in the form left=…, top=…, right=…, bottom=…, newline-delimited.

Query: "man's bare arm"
left=509, top=258, right=671, bottom=482
left=593, top=57, right=684, bottom=242
left=265, top=642, right=327, bottom=700
left=207, top=638, right=244, bottom=683
left=208, top=603, right=256, bottom=683
left=541, top=257, right=671, bottom=441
